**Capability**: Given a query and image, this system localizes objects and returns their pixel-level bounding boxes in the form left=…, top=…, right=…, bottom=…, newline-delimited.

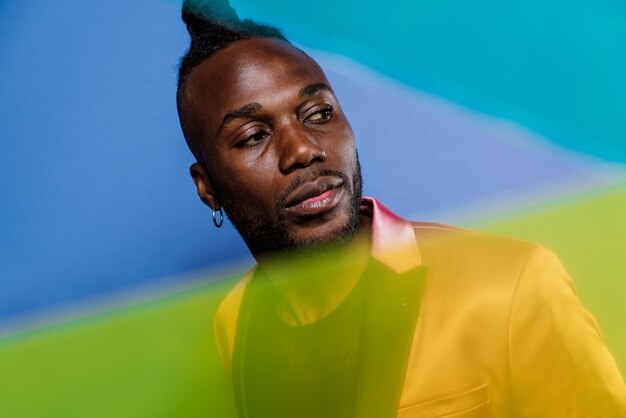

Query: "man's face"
left=182, top=38, right=362, bottom=255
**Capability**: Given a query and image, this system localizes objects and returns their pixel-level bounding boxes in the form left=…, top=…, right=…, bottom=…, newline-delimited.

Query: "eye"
left=305, top=105, right=333, bottom=123
left=237, top=129, right=270, bottom=148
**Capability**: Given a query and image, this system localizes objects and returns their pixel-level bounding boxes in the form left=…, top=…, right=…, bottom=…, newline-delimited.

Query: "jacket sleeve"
left=508, top=246, right=626, bottom=417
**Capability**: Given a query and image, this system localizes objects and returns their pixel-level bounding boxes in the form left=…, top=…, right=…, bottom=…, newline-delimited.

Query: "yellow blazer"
left=214, top=197, right=626, bottom=417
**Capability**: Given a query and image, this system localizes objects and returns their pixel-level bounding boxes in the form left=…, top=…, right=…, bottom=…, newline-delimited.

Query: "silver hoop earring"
left=212, top=207, right=224, bottom=228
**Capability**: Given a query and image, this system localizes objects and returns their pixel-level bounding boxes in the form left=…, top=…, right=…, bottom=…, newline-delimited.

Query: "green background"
left=2, top=184, right=625, bottom=417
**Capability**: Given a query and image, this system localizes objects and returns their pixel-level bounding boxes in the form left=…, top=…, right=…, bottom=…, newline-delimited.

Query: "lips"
left=282, top=176, right=345, bottom=217
left=285, top=176, right=344, bottom=208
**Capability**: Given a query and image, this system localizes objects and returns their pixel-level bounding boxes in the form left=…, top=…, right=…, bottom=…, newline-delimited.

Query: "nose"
left=278, top=124, right=326, bottom=174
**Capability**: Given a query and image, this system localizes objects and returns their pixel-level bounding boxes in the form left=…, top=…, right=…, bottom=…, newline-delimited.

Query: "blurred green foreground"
left=1, top=184, right=625, bottom=418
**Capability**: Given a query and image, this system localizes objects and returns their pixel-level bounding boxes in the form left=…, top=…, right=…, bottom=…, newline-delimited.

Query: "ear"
left=190, top=162, right=220, bottom=210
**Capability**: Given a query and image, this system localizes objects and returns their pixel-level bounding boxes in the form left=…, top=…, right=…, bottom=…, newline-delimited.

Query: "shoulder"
left=213, top=268, right=254, bottom=374
left=409, top=222, right=558, bottom=341
left=410, top=223, right=579, bottom=306
left=411, top=221, right=540, bottom=282
left=409, top=221, right=597, bottom=347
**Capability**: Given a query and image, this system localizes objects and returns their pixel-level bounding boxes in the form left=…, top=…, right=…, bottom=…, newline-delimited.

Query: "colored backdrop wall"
left=1, top=1, right=624, bottom=416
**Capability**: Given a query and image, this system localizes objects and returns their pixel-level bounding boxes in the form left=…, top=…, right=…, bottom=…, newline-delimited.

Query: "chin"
left=285, top=204, right=360, bottom=253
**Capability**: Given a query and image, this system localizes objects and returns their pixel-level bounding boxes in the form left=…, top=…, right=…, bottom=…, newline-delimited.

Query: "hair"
left=176, top=0, right=289, bottom=163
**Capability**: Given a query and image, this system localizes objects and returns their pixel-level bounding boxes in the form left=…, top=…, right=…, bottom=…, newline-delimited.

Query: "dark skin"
left=181, top=38, right=367, bottom=261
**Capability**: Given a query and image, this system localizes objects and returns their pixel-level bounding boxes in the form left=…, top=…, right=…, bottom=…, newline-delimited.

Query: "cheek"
left=326, top=124, right=357, bottom=165
left=213, top=159, right=282, bottom=213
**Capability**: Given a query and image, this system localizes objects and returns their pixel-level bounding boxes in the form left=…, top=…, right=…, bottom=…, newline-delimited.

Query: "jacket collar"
left=360, top=196, right=421, bottom=273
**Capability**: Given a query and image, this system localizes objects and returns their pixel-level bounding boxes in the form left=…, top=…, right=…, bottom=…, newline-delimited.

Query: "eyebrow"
left=218, top=102, right=262, bottom=133
left=299, top=83, right=333, bottom=97
left=216, top=84, right=332, bottom=134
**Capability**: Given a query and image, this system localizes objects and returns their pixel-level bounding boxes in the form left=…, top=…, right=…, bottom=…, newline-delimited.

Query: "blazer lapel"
left=355, top=259, right=428, bottom=418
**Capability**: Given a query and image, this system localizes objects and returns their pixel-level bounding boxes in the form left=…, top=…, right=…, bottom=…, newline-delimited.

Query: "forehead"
left=183, top=38, right=330, bottom=133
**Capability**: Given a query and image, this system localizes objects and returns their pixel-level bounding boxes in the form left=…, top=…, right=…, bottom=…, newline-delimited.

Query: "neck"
left=255, top=216, right=371, bottom=325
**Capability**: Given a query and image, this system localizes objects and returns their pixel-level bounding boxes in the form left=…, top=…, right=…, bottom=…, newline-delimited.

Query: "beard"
left=219, top=157, right=363, bottom=256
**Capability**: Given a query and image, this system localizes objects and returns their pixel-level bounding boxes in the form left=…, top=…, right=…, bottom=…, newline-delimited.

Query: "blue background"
left=1, top=0, right=624, bottom=325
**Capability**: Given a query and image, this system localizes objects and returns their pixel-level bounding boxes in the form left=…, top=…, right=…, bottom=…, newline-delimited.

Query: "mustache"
left=275, top=168, right=350, bottom=211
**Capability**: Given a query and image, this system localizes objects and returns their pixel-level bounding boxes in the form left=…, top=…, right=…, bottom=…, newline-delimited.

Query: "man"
left=176, top=1, right=626, bottom=417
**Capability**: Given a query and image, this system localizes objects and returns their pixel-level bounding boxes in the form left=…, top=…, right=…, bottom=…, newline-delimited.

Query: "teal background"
left=234, top=0, right=626, bottom=163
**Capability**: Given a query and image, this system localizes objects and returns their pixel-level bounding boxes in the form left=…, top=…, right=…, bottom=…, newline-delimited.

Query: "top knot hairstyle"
left=177, top=0, right=288, bottom=89
left=176, top=0, right=289, bottom=160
